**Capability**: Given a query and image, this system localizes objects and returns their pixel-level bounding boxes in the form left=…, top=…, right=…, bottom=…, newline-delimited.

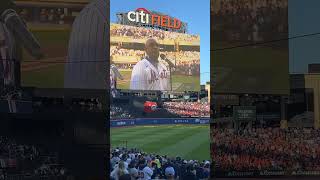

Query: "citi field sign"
left=127, top=8, right=182, bottom=30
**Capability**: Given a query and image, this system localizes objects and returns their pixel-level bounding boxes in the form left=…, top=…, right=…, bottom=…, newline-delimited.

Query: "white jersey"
left=138, top=166, right=153, bottom=180
left=130, top=58, right=170, bottom=91
left=110, top=69, right=116, bottom=90
left=110, top=64, right=123, bottom=97
left=110, top=69, right=116, bottom=97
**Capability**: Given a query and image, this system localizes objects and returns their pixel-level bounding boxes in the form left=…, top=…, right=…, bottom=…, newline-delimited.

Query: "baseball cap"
left=165, top=167, right=175, bottom=176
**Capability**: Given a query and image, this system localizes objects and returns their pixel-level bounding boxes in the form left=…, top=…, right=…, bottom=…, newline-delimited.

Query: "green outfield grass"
left=21, top=64, right=65, bottom=88
left=31, top=30, right=71, bottom=45
left=23, top=30, right=70, bottom=61
left=118, top=70, right=200, bottom=91
left=21, top=30, right=70, bottom=88
left=111, top=125, right=210, bottom=161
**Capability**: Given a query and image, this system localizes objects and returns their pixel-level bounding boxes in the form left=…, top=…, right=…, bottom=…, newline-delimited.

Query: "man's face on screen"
left=145, top=39, right=159, bottom=62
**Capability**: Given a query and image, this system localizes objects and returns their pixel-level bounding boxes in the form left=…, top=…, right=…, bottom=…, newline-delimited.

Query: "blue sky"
left=289, top=0, right=320, bottom=73
left=110, top=0, right=210, bottom=84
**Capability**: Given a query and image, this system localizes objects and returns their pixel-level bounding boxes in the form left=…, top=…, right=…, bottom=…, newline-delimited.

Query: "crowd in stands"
left=0, top=136, right=69, bottom=179
left=32, top=97, right=103, bottom=113
left=163, top=102, right=210, bottom=117
left=110, top=101, right=210, bottom=119
left=0, top=89, right=104, bottom=113
left=175, top=60, right=200, bottom=76
left=18, top=8, right=74, bottom=24
left=111, top=24, right=200, bottom=42
left=113, top=64, right=134, bottom=70
left=212, top=127, right=320, bottom=172
left=164, top=51, right=200, bottom=76
left=0, top=89, right=33, bottom=113
left=164, top=51, right=200, bottom=62
left=110, top=105, right=133, bottom=119
left=213, top=0, right=288, bottom=43
left=110, top=147, right=210, bottom=180
left=32, top=97, right=64, bottom=112
left=70, top=98, right=103, bottom=112
left=0, top=89, right=30, bottom=101
left=110, top=46, right=200, bottom=76
left=111, top=46, right=199, bottom=62
left=110, top=46, right=145, bottom=58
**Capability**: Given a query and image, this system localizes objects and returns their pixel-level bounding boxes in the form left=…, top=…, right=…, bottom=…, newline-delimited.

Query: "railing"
left=110, top=118, right=210, bottom=127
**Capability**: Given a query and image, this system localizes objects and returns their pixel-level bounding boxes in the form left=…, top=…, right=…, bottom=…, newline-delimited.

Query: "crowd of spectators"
left=213, top=0, right=288, bottom=44
left=111, top=46, right=199, bottom=62
left=212, top=127, right=320, bottom=172
left=32, top=97, right=64, bottom=112
left=163, top=102, right=210, bottom=117
left=0, top=89, right=32, bottom=113
left=111, top=24, right=200, bottom=42
left=110, top=46, right=200, bottom=75
left=32, top=97, right=103, bottom=113
left=0, top=136, right=68, bottom=179
left=164, top=51, right=200, bottom=76
left=175, top=59, right=200, bottom=76
left=110, top=147, right=210, bottom=180
left=18, top=8, right=74, bottom=24
left=70, top=98, right=103, bottom=112
left=110, top=101, right=210, bottom=119
left=164, top=51, right=200, bottom=62
left=1, top=90, right=104, bottom=113
left=113, top=64, right=134, bottom=70
left=0, top=89, right=29, bottom=101
left=110, top=46, right=145, bottom=58
left=110, top=105, right=133, bottom=119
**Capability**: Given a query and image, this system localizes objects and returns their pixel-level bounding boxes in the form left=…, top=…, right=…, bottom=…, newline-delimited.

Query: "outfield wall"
left=110, top=118, right=210, bottom=127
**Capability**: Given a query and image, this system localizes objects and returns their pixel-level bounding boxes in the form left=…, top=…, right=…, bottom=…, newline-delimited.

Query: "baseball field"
left=21, top=27, right=70, bottom=88
left=111, top=124, right=210, bottom=161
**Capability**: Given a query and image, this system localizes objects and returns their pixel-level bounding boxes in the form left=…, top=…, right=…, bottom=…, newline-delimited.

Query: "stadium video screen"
left=20, top=4, right=107, bottom=89
left=211, top=0, right=289, bottom=94
left=110, top=10, right=200, bottom=92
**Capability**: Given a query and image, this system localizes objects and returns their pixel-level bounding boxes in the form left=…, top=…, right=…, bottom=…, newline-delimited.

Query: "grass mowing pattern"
left=111, top=125, right=210, bottom=161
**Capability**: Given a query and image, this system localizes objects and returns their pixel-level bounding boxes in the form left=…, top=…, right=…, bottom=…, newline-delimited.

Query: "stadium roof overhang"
left=15, top=0, right=88, bottom=8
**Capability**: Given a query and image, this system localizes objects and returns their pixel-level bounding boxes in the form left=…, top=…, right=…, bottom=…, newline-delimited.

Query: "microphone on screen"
left=160, top=54, right=175, bottom=68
